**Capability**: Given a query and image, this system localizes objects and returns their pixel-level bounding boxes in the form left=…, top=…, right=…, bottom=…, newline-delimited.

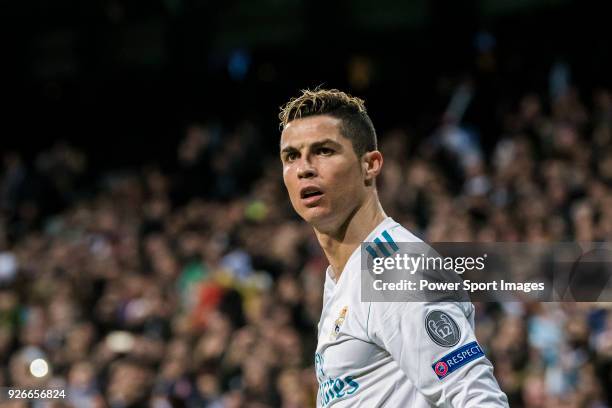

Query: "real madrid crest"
left=330, top=306, right=348, bottom=340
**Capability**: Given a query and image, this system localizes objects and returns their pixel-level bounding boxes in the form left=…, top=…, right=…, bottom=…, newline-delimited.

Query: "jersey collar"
left=325, top=216, right=397, bottom=285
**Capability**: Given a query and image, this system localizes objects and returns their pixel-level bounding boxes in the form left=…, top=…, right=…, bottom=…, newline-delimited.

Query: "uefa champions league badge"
left=330, top=306, right=348, bottom=340
left=425, top=310, right=461, bottom=348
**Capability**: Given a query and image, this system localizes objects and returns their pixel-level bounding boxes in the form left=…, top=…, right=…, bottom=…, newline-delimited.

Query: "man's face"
left=280, top=115, right=366, bottom=229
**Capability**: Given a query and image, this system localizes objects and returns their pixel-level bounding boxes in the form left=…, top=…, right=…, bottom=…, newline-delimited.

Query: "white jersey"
left=315, top=217, right=509, bottom=407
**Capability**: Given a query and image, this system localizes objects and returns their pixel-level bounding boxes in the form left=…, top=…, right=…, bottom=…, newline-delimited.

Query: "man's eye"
left=318, top=147, right=333, bottom=156
left=286, top=152, right=298, bottom=162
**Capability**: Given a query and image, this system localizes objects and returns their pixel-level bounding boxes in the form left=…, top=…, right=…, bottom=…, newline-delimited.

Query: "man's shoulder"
left=362, top=219, right=423, bottom=258
left=383, top=221, right=423, bottom=244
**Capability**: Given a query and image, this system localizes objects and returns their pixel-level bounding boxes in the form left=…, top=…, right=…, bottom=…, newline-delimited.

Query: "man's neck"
left=314, top=194, right=387, bottom=282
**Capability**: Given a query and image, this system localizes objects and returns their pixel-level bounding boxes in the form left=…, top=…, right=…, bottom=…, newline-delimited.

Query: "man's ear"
left=362, top=150, right=383, bottom=184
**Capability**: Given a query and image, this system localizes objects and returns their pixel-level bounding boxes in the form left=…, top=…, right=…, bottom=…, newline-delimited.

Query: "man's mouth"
left=300, top=187, right=324, bottom=205
left=300, top=187, right=323, bottom=199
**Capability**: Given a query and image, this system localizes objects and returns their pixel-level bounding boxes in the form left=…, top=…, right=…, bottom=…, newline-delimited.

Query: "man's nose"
left=297, top=158, right=317, bottom=179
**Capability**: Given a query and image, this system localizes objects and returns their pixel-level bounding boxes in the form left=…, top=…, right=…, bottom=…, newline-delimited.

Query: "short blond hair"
left=279, top=88, right=377, bottom=156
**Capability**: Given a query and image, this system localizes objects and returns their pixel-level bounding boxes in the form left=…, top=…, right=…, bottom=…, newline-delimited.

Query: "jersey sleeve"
left=367, top=301, right=509, bottom=407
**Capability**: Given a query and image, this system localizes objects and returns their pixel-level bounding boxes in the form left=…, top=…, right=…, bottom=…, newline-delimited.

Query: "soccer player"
left=278, top=89, right=509, bottom=407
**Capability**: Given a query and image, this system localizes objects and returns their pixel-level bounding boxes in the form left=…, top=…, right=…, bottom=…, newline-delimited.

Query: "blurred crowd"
left=0, top=84, right=611, bottom=408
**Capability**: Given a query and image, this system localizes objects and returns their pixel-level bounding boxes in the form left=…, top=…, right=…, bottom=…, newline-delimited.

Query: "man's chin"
left=300, top=207, right=333, bottom=225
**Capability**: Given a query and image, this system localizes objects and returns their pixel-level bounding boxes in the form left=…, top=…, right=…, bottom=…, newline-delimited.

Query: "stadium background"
left=1, top=0, right=612, bottom=406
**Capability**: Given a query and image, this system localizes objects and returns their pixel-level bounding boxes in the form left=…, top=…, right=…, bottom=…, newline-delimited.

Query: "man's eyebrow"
left=280, top=145, right=299, bottom=155
left=281, top=139, right=341, bottom=153
left=310, top=139, right=342, bottom=149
